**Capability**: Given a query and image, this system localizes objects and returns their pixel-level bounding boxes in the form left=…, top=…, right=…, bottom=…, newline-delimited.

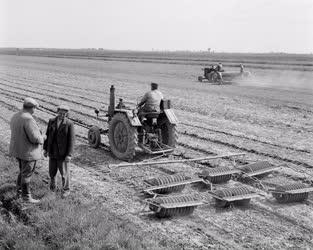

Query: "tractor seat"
left=140, top=112, right=160, bottom=119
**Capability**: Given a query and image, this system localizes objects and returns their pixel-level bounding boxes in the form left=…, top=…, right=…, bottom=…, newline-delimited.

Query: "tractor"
left=198, top=64, right=251, bottom=84
left=198, top=67, right=222, bottom=84
left=87, top=85, right=178, bottom=161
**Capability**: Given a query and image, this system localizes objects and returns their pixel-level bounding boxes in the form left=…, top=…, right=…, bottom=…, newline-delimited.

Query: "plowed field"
left=0, top=54, right=313, bottom=249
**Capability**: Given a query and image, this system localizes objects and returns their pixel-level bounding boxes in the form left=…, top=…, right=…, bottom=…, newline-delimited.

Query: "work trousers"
left=16, top=158, right=37, bottom=191
left=49, top=158, right=70, bottom=191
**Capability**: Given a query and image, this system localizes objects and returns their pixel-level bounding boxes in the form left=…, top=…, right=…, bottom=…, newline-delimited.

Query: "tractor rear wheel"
left=159, top=117, right=177, bottom=148
left=211, top=72, right=220, bottom=83
left=108, top=113, right=137, bottom=160
left=88, top=126, right=101, bottom=148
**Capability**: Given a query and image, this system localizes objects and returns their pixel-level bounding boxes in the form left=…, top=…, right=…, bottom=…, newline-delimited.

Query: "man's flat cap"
left=151, top=82, right=158, bottom=88
left=57, top=104, right=70, bottom=111
left=23, top=97, right=39, bottom=108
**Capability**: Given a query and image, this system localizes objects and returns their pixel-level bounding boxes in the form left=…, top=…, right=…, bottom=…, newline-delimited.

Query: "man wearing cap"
left=137, top=82, right=164, bottom=113
left=216, top=62, right=224, bottom=72
left=9, top=97, right=45, bottom=203
left=43, top=105, right=75, bottom=197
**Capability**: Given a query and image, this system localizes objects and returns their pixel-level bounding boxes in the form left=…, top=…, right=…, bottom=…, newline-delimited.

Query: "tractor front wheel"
left=88, top=126, right=101, bottom=148
left=108, top=113, right=137, bottom=160
left=198, top=76, right=203, bottom=82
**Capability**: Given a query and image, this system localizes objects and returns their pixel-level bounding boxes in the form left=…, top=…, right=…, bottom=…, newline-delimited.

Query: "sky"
left=0, top=0, right=313, bottom=53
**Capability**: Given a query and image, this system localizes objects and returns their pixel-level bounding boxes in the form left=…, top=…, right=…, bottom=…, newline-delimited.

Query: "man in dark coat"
left=43, top=105, right=75, bottom=197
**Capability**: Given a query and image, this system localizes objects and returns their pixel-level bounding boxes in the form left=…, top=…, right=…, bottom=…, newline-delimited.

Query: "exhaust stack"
left=108, top=85, right=115, bottom=117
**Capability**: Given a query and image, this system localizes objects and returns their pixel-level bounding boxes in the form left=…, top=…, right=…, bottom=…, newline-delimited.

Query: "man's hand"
left=42, top=134, right=47, bottom=141
left=65, top=156, right=72, bottom=162
left=43, top=150, right=48, bottom=158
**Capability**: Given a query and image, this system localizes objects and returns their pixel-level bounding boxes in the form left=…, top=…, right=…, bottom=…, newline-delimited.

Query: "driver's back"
left=142, top=89, right=164, bottom=112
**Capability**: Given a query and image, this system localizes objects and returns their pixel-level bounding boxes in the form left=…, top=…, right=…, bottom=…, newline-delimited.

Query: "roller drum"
left=240, top=161, right=273, bottom=178
left=234, top=198, right=251, bottom=206
left=201, top=166, right=233, bottom=184
left=212, top=186, right=252, bottom=207
left=241, top=162, right=270, bottom=172
left=147, top=174, right=187, bottom=194
left=273, top=183, right=309, bottom=203
left=150, top=194, right=198, bottom=218
left=213, top=186, right=251, bottom=198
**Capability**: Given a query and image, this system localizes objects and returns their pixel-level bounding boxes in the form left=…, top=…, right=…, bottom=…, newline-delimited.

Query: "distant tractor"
left=198, top=64, right=251, bottom=84
left=198, top=67, right=223, bottom=84
left=88, top=85, right=178, bottom=160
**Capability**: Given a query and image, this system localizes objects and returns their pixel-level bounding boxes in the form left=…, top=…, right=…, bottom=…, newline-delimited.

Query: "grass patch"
left=0, top=153, right=168, bottom=250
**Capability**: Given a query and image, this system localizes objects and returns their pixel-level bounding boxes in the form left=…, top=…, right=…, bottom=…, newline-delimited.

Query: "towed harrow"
left=140, top=158, right=313, bottom=217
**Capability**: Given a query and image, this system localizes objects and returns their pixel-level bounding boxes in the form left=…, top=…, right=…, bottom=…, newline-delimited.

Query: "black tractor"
left=198, top=64, right=251, bottom=84
left=198, top=67, right=223, bottom=84
left=88, top=85, right=178, bottom=160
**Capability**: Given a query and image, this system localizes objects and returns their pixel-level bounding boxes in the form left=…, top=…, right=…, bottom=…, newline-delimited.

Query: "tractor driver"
left=216, top=63, right=224, bottom=72
left=137, top=82, right=164, bottom=113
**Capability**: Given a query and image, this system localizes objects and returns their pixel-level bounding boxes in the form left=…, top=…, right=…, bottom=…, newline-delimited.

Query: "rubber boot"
left=50, top=178, right=56, bottom=191
left=16, top=174, right=22, bottom=199
left=61, top=178, right=70, bottom=198
left=22, top=183, right=40, bottom=204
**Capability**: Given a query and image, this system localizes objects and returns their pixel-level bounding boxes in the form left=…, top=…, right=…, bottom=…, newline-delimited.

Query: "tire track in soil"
left=1, top=93, right=313, bottom=247
left=0, top=83, right=103, bottom=122
left=5, top=71, right=313, bottom=119
left=181, top=122, right=310, bottom=154
left=3, top=72, right=313, bottom=131
left=180, top=130, right=313, bottom=169
left=0, top=77, right=100, bottom=110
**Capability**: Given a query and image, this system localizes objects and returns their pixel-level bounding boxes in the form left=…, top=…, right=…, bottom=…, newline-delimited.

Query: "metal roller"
left=149, top=194, right=199, bottom=218
left=234, top=198, right=251, bottom=206
left=211, top=186, right=253, bottom=207
left=146, top=174, right=188, bottom=194
left=213, top=186, right=251, bottom=198
left=240, top=161, right=276, bottom=178
left=200, top=166, right=235, bottom=184
left=241, top=161, right=270, bottom=172
left=272, top=183, right=310, bottom=203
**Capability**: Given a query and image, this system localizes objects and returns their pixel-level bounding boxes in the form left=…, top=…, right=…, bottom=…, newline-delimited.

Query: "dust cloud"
left=236, top=69, right=313, bottom=92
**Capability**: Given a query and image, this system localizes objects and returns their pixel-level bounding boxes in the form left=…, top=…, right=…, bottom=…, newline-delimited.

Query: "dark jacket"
left=43, top=117, right=75, bottom=159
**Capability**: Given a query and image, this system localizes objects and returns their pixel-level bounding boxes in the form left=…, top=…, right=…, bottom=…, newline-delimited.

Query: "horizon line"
left=0, top=47, right=312, bottom=55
